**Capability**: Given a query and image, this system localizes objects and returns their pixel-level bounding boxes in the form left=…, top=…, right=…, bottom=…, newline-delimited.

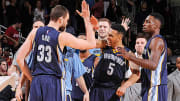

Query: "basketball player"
left=64, top=46, right=89, bottom=101
left=16, top=1, right=96, bottom=101
left=15, top=20, right=44, bottom=101
left=72, top=34, right=99, bottom=101
left=117, top=13, right=168, bottom=101
left=90, top=24, right=140, bottom=101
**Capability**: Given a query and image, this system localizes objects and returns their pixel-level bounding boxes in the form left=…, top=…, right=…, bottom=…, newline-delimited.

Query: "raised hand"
left=121, top=17, right=131, bottom=31
left=90, top=15, right=99, bottom=30
left=76, top=0, right=90, bottom=20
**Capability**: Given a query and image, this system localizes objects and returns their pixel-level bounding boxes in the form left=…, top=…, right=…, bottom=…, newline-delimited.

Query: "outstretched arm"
left=59, top=0, right=96, bottom=51
left=117, top=37, right=165, bottom=70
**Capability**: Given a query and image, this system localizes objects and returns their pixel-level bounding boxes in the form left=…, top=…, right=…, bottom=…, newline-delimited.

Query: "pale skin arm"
left=16, top=28, right=37, bottom=81
left=16, top=73, right=26, bottom=101
left=116, top=69, right=140, bottom=96
left=96, top=40, right=107, bottom=49
left=59, top=0, right=96, bottom=51
left=76, top=76, right=89, bottom=101
left=117, top=37, right=165, bottom=70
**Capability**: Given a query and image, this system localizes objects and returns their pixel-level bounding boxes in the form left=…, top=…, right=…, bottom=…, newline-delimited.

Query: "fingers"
left=90, top=16, right=98, bottom=29
left=16, top=95, right=22, bottom=101
left=76, top=10, right=82, bottom=17
left=125, top=18, right=131, bottom=26
left=116, top=91, right=124, bottom=96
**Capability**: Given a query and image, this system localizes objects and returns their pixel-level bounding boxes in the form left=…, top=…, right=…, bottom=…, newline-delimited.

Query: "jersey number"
left=37, top=45, right=52, bottom=63
left=107, top=62, right=115, bottom=76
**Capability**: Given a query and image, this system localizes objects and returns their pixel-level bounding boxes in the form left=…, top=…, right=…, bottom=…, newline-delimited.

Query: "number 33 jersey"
left=93, top=46, right=130, bottom=88
left=30, top=26, right=63, bottom=77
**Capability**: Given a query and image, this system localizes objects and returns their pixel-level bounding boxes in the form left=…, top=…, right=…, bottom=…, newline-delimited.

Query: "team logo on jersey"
left=104, top=53, right=125, bottom=66
left=46, top=30, right=50, bottom=34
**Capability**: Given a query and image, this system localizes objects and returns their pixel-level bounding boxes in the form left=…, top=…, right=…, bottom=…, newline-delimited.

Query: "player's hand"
left=76, top=0, right=90, bottom=20
left=90, top=15, right=99, bottom=30
left=15, top=87, right=23, bottom=101
left=115, top=47, right=131, bottom=60
left=83, top=91, right=89, bottom=101
left=121, top=17, right=131, bottom=31
left=116, top=86, right=127, bottom=96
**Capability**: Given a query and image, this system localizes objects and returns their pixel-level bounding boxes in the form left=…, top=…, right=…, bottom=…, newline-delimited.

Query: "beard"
left=59, top=26, right=66, bottom=32
left=79, top=50, right=87, bottom=53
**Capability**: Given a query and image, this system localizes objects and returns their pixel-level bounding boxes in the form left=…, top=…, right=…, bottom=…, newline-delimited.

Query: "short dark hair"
left=150, top=12, right=164, bottom=28
left=0, top=58, right=6, bottom=65
left=111, top=24, right=126, bottom=36
left=136, top=33, right=147, bottom=40
left=98, top=18, right=112, bottom=26
left=50, top=5, right=69, bottom=22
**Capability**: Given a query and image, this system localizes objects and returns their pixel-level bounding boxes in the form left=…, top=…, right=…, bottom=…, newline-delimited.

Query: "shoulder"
left=150, top=37, right=165, bottom=51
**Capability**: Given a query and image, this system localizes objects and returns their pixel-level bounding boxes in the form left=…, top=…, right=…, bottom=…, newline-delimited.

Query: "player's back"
left=30, top=26, right=63, bottom=77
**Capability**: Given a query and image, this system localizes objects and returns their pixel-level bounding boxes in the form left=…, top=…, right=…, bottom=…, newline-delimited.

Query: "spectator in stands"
left=91, top=0, right=104, bottom=18
left=33, top=0, right=45, bottom=23
left=6, top=0, right=20, bottom=26
left=106, top=0, right=122, bottom=23
left=21, top=0, right=33, bottom=38
left=0, top=36, right=11, bottom=50
left=168, top=56, right=180, bottom=101
left=5, top=19, right=21, bottom=52
left=2, top=47, right=12, bottom=67
left=134, top=1, right=150, bottom=33
left=0, top=58, right=17, bottom=101
left=0, top=58, right=8, bottom=76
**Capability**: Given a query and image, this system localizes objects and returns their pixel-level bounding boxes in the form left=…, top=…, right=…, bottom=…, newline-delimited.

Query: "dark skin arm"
left=94, top=56, right=100, bottom=68
left=117, top=37, right=165, bottom=70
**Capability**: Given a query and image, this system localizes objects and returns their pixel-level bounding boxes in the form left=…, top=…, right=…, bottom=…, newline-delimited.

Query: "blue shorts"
left=66, top=94, right=72, bottom=101
left=30, top=75, right=64, bottom=101
left=90, top=87, right=120, bottom=101
left=142, top=85, right=167, bottom=101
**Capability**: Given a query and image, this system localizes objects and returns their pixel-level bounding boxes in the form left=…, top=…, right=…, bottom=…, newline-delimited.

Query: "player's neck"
left=79, top=51, right=91, bottom=60
left=115, top=41, right=124, bottom=48
left=47, top=21, right=60, bottom=30
left=151, top=29, right=160, bottom=37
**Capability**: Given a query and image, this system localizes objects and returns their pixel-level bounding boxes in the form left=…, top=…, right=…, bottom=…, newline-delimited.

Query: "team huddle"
left=15, top=0, right=168, bottom=101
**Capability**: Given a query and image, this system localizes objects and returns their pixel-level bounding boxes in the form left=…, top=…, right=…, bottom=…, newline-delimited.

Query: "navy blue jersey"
left=83, top=54, right=97, bottom=89
left=72, top=54, right=97, bottom=100
left=141, top=34, right=168, bottom=88
left=30, top=26, right=63, bottom=77
left=93, top=47, right=130, bottom=88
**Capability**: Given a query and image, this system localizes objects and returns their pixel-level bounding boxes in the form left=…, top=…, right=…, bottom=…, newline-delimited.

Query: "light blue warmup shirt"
left=64, top=47, right=86, bottom=95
